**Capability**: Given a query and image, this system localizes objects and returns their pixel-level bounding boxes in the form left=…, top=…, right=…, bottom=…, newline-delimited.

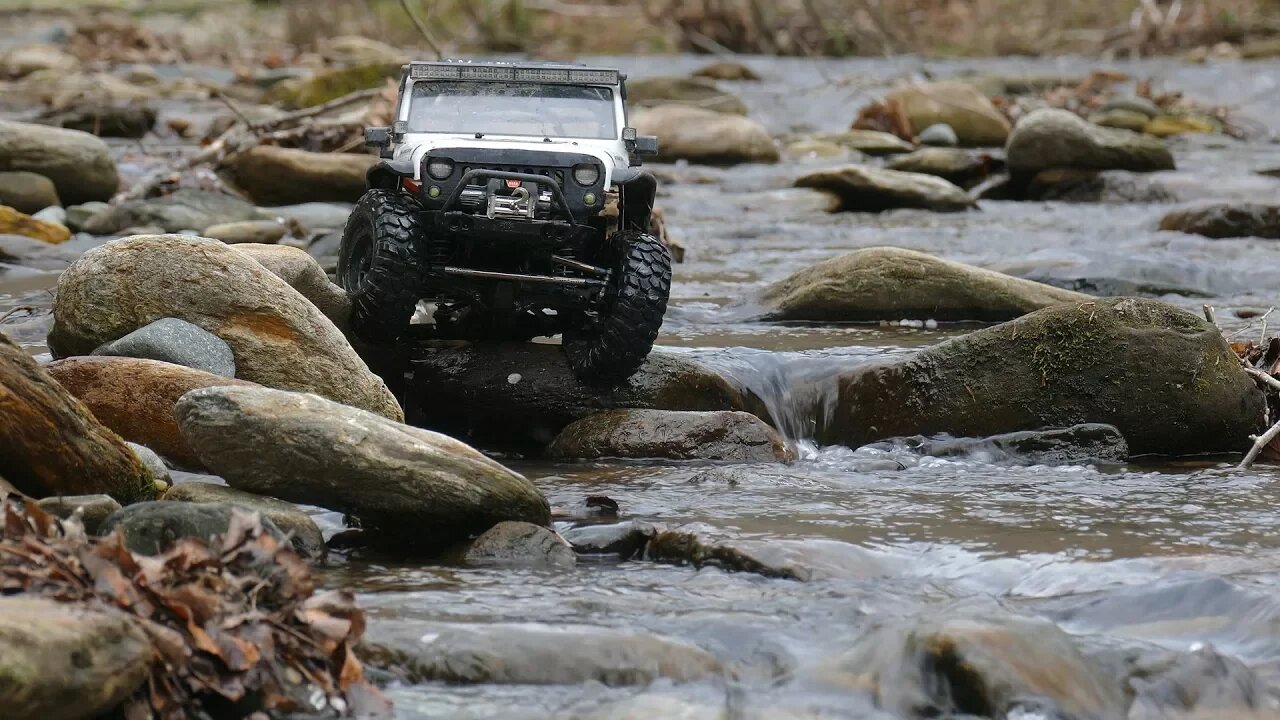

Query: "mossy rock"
left=266, top=63, right=400, bottom=109
left=824, top=297, right=1265, bottom=455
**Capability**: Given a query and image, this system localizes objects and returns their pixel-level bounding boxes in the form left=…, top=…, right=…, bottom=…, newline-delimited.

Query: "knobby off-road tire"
left=563, top=231, right=672, bottom=386
left=337, top=190, right=424, bottom=344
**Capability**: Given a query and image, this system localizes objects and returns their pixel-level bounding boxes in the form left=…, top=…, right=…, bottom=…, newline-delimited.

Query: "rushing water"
left=6, top=51, right=1280, bottom=718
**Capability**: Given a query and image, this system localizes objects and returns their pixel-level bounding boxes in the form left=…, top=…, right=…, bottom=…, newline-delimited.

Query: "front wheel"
left=337, top=190, right=425, bottom=344
left=563, top=231, right=672, bottom=386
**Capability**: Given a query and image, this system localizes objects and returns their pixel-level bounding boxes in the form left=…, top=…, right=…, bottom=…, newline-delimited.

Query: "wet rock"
left=1, top=332, right=156, bottom=503
left=81, top=189, right=258, bottom=235
left=882, top=81, right=1011, bottom=146
left=256, top=201, right=353, bottom=231
left=819, top=129, right=914, bottom=156
left=633, top=105, right=778, bottom=165
left=0, top=205, right=70, bottom=244
left=128, top=442, right=172, bottom=490
left=794, top=165, right=975, bottom=213
left=884, top=148, right=999, bottom=189
left=0, top=596, right=152, bottom=720
left=627, top=76, right=746, bottom=114
left=224, top=146, right=376, bottom=206
left=100, top=501, right=286, bottom=555
left=35, top=494, right=122, bottom=535
left=202, top=219, right=288, bottom=244
left=403, top=343, right=763, bottom=448
left=49, top=235, right=402, bottom=420
left=1088, top=108, right=1151, bottom=132
left=45, top=356, right=254, bottom=469
left=38, top=102, right=157, bottom=139
left=549, top=409, right=793, bottom=462
left=761, top=247, right=1087, bottom=322
left=0, top=233, right=79, bottom=267
left=1021, top=167, right=1177, bottom=203
left=64, top=201, right=107, bottom=231
left=176, top=385, right=549, bottom=552
left=0, top=171, right=59, bottom=214
left=917, top=122, right=958, bottom=147
left=888, top=423, right=1129, bottom=466
left=233, top=243, right=351, bottom=331
left=33, top=206, right=66, bottom=226
left=0, top=43, right=78, bottom=78
left=163, top=482, right=325, bottom=560
left=692, top=61, right=760, bottom=81
left=561, top=520, right=657, bottom=559
left=1098, top=96, right=1161, bottom=119
left=265, top=62, right=401, bottom=109
left=821, top=614, right=1126, bottom=719
left=0, top=120, right=118, bottom=204
left=1127, top=645, right=1270, bottom=719
left=464, top=521, right=576, bottom=569
left=364, top=621, right=724, bottom=685
left=1006, top=109, right=1175, bottom=176
left=1159, top=202, right=1280, bottom=239
left=92, top=317, right=236, bottom=377
left=1144, top=114, right=1218, bottom=137
left=783, top=138, right=850, bottom=161
left=646, top=525, right=887, bottom=581
left=826, top=298, right=1265, bottom=456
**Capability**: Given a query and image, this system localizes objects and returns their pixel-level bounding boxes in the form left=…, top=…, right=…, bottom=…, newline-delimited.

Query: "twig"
left=251, top=88, right=383, bottom=133
left=1261, top=305, right=1275, bottom=344
left=0, top=306, right=35, bottom=324
left=1239, top=416, right=1280, bottom=469
left=399, top=0, right=442, bottom=59
left=213, top=89, right=259, bottom=136
left=1202, top=304, right=1215, bottom=325
left=1243, top=367, right=1280, bottom=394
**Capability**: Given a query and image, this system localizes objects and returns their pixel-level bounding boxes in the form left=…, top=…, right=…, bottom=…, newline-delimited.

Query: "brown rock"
left=548, top=409, right=795, bottom=462
left=0, top=171, right=59, bottom=214
left=0, top=205, right=69, bottom=244
left=882, top=81, right=1011, bottom=146
left=45, top=356, right=254, bottom=469
left=0, top=332, right=155, bottom=502
left=224, top=146, right=376, bottom=206
left=234, top=243, right=351, bottom=332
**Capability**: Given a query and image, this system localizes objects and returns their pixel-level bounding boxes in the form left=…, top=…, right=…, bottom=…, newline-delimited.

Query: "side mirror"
left=634, top=134, right=659, bottom=157
left=364, top=126, right=391, bottom=149
left=392, top=120, right=409, bottom=142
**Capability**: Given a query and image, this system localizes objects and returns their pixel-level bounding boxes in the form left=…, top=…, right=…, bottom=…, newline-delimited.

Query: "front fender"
left=366, top=158, right=416, bottom=190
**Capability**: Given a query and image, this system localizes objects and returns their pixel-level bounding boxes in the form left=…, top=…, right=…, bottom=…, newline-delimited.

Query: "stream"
left=4, top=50, right=1280, bottom=718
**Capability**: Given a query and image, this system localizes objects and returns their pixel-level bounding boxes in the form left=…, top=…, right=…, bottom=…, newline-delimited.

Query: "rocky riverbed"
left=3, top=9, right=1280, bottom=719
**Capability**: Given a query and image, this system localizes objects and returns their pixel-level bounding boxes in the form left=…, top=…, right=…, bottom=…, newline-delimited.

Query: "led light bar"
left=409, top=62, right=619, bottom=85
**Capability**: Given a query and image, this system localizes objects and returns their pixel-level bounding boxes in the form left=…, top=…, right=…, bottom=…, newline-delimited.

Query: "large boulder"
left=1, top=332, right=157, bottom=502
left=760, top=247, right=1088, bottom=322
left=0, top=597, right=153, bottom=720
left=48, top=235, right=402, bottom=421
left=794, top=166, right=975, bottom=213
left=81, top=188, right=258, bottom=235
left=881, top=81, right=1011, bottom=146
left=1006, top=108, right=1175, bottom=176
left=233, top=243, right=351, bottom=331
left=1159, top=203, right=1280, bottom=240
left=403, top=343, right=764, bottom=448
left=824, top=298, right=1265, bottom=455
left=0, top=171, right=59, bottom=214
left=163, top=482, right=326, bottom=560
left=625, top=76, right=746, bottom=114
left=92, top=317, right=236, bottom=377
left=820, top=613, right=1127, bottom=719
left=45, top=356, right=254, bottom=469
left=223, top=146, right=377, bottom=206
left=363, top=621, right=724, bottom=685
left=175, top=385, right=551, bottom=552
left=0, top=120, right=118, bottom=204
left=632, top=105, right=778, bottom=165
left=548, top=409, right=794, bottom=462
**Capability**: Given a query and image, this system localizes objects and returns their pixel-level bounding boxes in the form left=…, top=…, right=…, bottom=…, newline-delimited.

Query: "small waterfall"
left=692, top=348, right=848, bottom=459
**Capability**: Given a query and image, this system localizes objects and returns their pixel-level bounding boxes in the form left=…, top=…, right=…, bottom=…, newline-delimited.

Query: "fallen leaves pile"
left=0, top=495, right=390, bottom=719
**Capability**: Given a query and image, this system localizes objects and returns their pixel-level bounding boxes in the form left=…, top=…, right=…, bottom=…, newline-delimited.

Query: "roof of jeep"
left=402, top=59, right=625, bottom=83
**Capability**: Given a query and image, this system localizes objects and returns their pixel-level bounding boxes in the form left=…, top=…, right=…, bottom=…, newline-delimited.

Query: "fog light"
left=583, top=192, right=597, bottom=205
left=428, top=185, right=441, bottom=198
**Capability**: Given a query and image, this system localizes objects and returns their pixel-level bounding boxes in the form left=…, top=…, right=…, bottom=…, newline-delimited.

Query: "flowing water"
left=6, top=52, right=1280, bottom=718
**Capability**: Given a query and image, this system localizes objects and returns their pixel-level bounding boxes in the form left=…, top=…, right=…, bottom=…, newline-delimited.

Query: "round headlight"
left=426, top=158, right=455, bottom=180
left=572, top=164, right=600, bottom=186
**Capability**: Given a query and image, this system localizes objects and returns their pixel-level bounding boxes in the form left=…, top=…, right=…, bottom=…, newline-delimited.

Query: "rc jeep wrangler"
left=341, top=60, right=669, bottom=385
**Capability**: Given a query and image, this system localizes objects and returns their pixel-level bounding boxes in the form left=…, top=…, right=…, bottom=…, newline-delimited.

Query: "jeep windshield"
left=406, top=81, right=617, bottom=140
